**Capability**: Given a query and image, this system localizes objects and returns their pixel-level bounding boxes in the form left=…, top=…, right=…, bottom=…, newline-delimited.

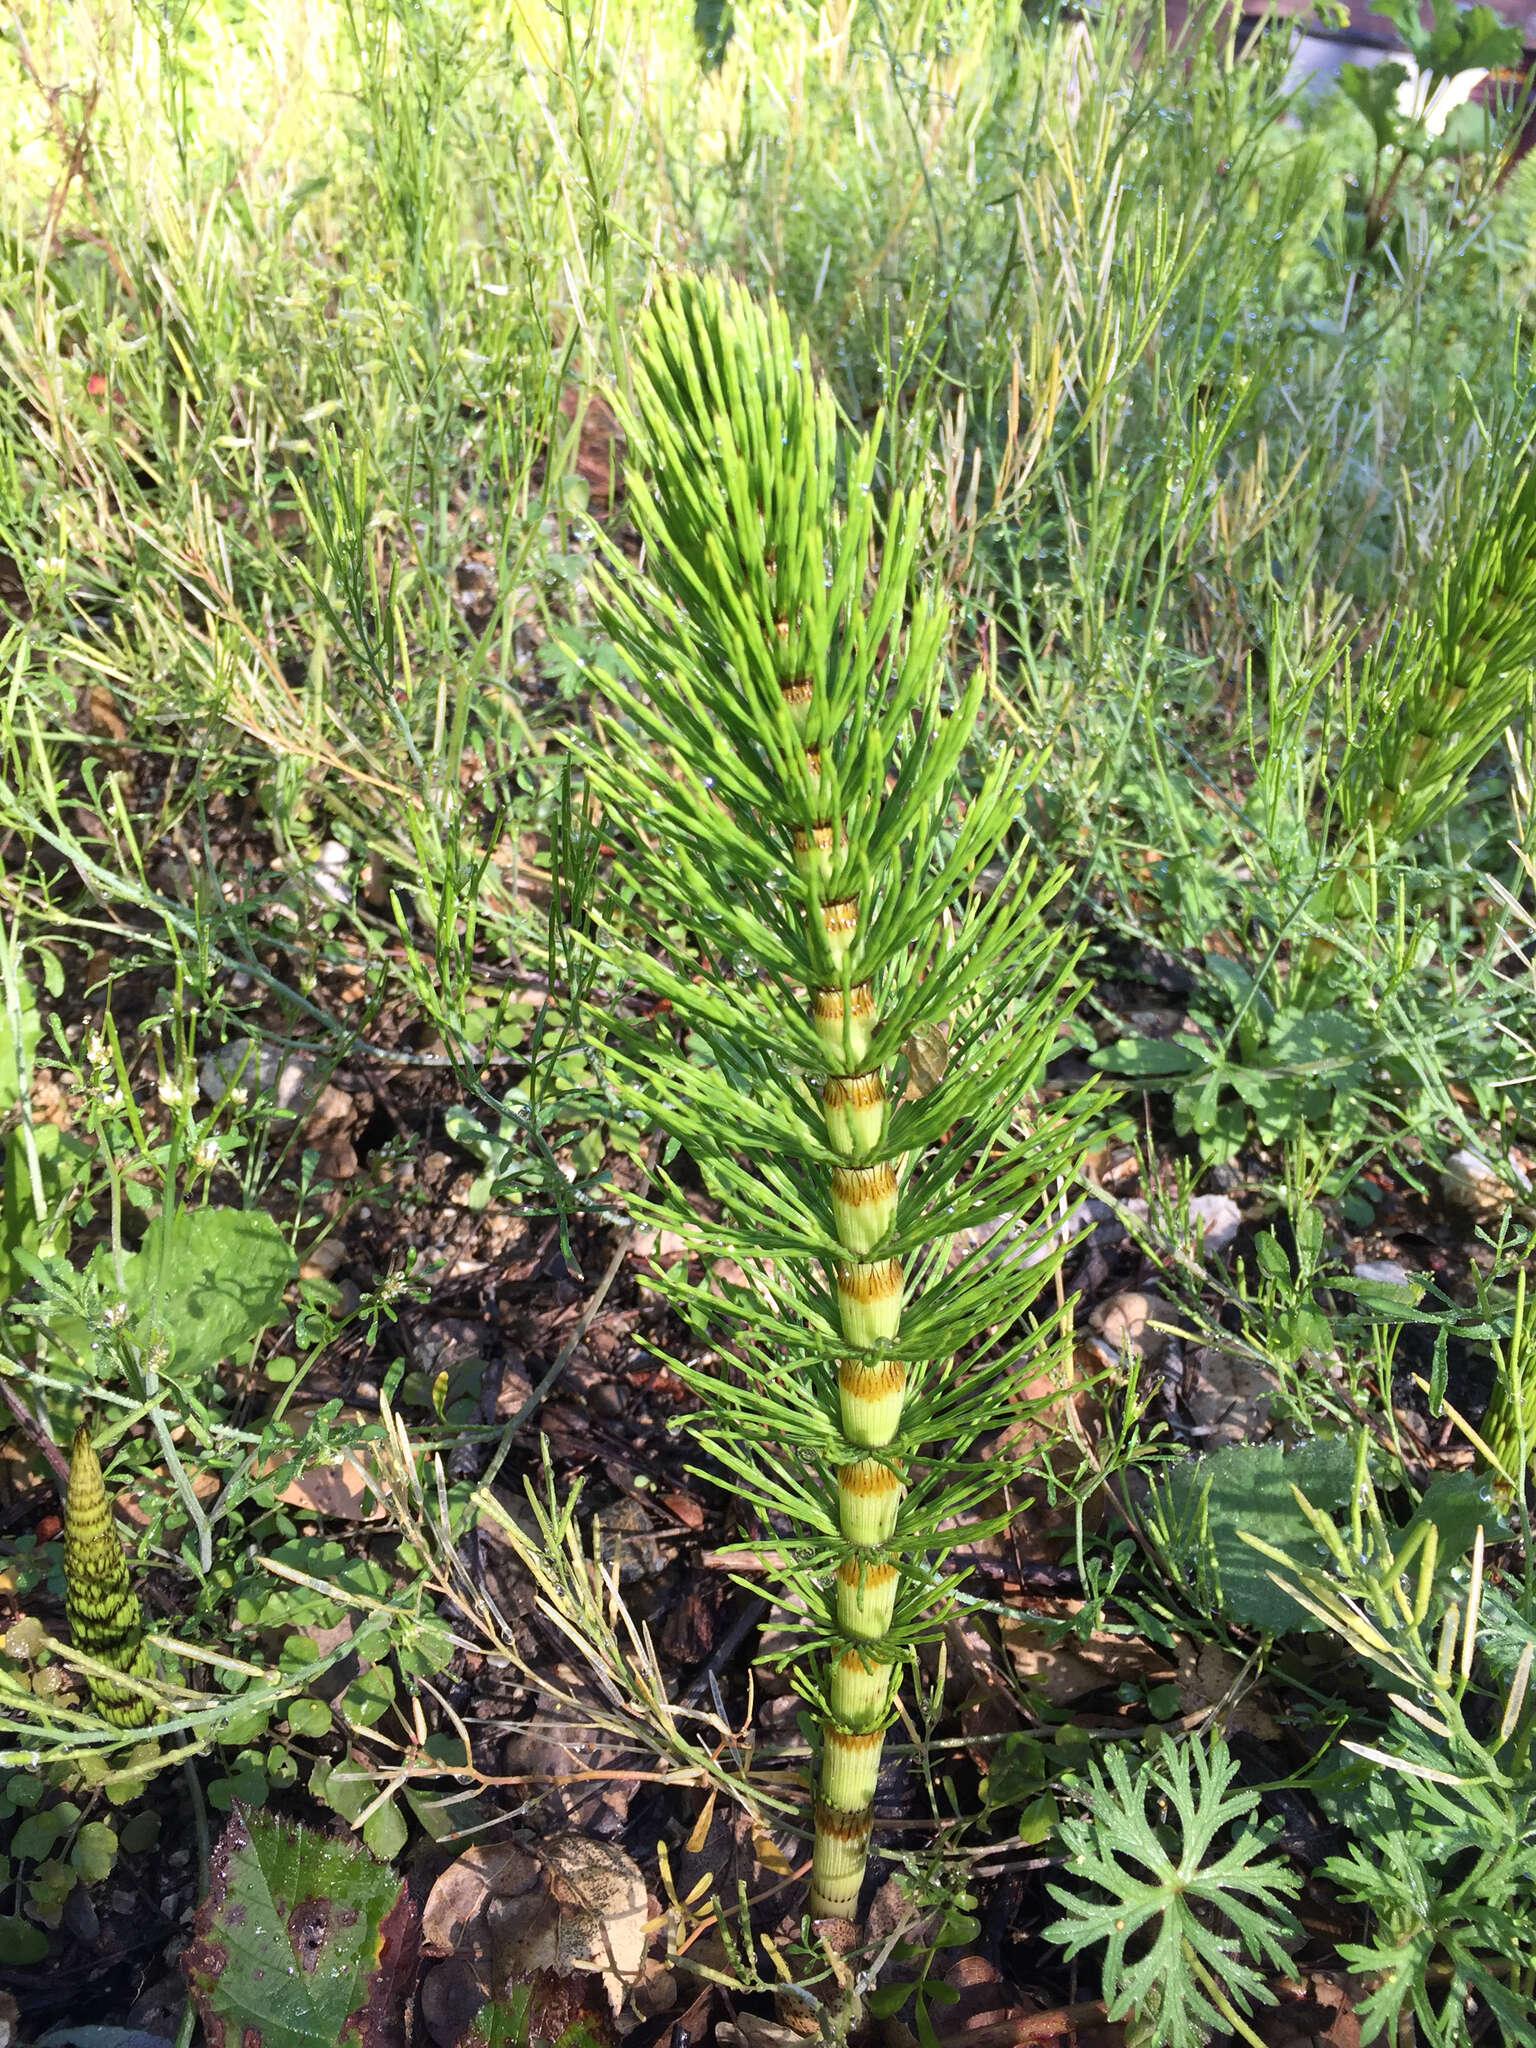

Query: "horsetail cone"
left=64, top=1427, right=155, bottom=1728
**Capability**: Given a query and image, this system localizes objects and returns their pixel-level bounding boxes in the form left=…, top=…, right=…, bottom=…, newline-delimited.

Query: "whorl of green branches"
left=580, top=272, right=1101, bottom=1919
left=1338, top=456, right=1536, bottom=849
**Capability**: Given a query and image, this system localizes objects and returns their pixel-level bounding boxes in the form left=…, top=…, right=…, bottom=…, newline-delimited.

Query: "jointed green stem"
left=806, top=885, right=906, bottom=1914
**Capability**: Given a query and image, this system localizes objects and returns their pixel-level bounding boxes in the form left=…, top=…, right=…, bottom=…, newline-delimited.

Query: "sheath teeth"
left=781, top=675, right=813, bottom=729
left=812, top=982, right=876, bottom=1068
left=792, top=822, right=837, bottom=883
left=809, top=1799, right=874, bottom=1918
left=830, top=1161, right=897, bottom=1254
left=829, top=1647, right=897, bottom=1727
left=837, top=1555, right=899, bottom=1639
left=820, top=1724, right=886, bottom=1811
left=836, top=1258, right=902, bottom=1346
left=823, top=1070, right=886, bottom=1158
left=837, top=1458, right=903, bottom=1546
left=838, top=1358, right=906, bottom=1448
left=819, top=896, right=859, bottom=967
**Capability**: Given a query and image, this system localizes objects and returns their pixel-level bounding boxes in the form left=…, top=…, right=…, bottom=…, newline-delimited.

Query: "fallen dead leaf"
left=1182, top=1345, right=1276, bottom=1447
left=1176, top=1639, right=1280, bottom=1740
left=1088, top=1291, right=1187, bottom=1365
left=86, top=683, right=128, bottom=740
left=423, top=1833, right=648, bottom=2019
left=717, top=2020, right=816, bottom=2048
left=263, top=1407, right=387, bottom=1521
left=423, top=1841, right=542, bottom=1986
left=1261, top=1972, right=1366, bottom=2048
left=902, top=1020, right=950, bottom=1100
left=1003, top=1598, right=1175, bottom=1706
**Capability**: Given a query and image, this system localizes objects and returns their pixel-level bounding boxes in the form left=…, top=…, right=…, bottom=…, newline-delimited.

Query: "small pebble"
left=1353, top=1258, right=1409, bottom=1285
left=1089, top=1290, right=1181, bottom=1363
left=1120, top=1192, right=1241, bottom=1255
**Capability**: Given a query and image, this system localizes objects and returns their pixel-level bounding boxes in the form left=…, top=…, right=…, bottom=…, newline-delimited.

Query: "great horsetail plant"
left=64, top=1427, right=156, bottom=1729
left=1337, top=455, right=1536, bottom=853
left=580, top=274, right=1102, bottom=1919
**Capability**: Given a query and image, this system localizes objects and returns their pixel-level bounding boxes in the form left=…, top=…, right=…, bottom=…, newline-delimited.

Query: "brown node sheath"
left=837, top=1457, right=903, bottom=1496
left=837, top=1556, right=898, bottom=1595
left=814, top=1799, right=874, bottom=1840
left=824, top=1071, right=883, bottom=1114
left=839, top=1358, right=905, bottom=1402
left=812, top=982, right=876, bottom=1029
left=830, top=1162, right=897, bottom=1210
left=825, top=1724, right=885, bottom=1755
left=835, top=1257, right=901, bottom=1303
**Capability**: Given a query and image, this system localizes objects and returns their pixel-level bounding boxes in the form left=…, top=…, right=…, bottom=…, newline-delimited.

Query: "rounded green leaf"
left=11, top=1808, right=63, bottom=1862
left=287, top=1697, right=332, bottom=1738
left=119, top=1809, right=161, bottom=1855
left=361, top=1797, right=407, bottom=1862
left=71, top=1821, right=118, bottom=1884
left=266, top=1744, right=299, bottom=1788
left=0, top=1914, right=47, bottom=1964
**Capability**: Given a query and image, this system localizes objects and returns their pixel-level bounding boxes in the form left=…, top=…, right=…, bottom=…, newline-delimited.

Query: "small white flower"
left=193, top=1137, right=221, bottom=1170
left=85, top=1031, right=110, bottom=1069
left=157, top=1077, right=187, bottom=1109
left=103, top=1301, right=129, bottom=1330
left=230, top=1084, right=250, bottom=1106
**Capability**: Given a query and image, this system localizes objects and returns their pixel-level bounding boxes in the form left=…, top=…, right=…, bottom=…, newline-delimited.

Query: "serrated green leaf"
left=183, top=1808, right=416, bottom=2048
left=105, top=1206, right=295, bottom=1375
left=1045, top=1734, right=1300, bottom=2048
left=1338, top=60, right=1410, bottom=149
left=1155, top=1438, right=1356, bottom=1633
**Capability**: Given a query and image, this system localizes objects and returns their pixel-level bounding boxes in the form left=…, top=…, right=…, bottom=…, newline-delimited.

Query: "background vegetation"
left=4, top=0, right=1536, bottom=2040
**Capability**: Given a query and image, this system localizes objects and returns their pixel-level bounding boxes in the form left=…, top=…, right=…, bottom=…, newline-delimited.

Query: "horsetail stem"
left=811, top=983, right=877, bottom=1068
left=838, top=1359, right=908, bottom=1447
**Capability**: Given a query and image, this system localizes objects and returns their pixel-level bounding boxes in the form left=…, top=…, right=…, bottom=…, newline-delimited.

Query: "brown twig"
left=939, top=2005, right=1109, bottom=2048
left=0, top=1377, right=70, bottom=1491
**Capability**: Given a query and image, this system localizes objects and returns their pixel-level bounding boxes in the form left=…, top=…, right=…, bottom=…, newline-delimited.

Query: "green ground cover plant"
left=4, top=0, right=1536, bottom=2041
